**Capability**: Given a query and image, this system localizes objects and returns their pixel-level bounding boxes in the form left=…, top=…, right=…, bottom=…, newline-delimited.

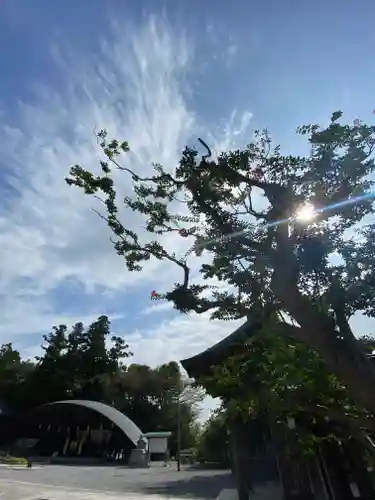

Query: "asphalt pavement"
left=0, top=463, right=234, bottom=500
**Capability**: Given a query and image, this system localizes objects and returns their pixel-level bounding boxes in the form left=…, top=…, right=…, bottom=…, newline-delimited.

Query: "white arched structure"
left=44, top=400, right=145, bottom=446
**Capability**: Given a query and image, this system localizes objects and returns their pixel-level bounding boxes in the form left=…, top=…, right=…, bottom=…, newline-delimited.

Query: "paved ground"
left=0, top=464, right=234, bottom=500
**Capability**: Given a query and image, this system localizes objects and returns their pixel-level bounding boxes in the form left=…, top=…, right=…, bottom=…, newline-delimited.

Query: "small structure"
left=128, top=434, right=150, bottom=468
left=181, top=318, right=375, bottom=500
left=144, top=431, right=172, bottom=465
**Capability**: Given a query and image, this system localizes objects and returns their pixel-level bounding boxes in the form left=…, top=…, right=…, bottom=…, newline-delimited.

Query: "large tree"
left=66, top=112, right=375, bottom=415
left=1, top=316, right=132, bottom=410
left=0, top=343, right=34, bottom=411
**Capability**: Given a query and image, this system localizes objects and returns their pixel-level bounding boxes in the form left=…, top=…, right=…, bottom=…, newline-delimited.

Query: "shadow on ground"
left=138, top=472, right=235, bottom=499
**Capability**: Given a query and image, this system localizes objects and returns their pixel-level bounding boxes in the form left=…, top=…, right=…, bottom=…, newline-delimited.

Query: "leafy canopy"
left=200, top=331, right=372, bottom=430
left=0, top=318, right=200, bottom=453
left=66, top=112, right=375, bottom=323
left=66, top=112, right=375, bottom=417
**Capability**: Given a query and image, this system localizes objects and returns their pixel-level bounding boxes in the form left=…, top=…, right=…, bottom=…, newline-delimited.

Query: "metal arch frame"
left=44, top=400, right=145, bottom=446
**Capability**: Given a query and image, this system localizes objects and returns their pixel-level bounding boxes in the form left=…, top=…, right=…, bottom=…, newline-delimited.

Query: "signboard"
left=148, top=437, right=168, bottom=454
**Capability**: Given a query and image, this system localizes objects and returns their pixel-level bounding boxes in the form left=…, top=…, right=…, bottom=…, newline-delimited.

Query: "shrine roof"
left=180, top=320, right=375, bottom=380
left=180, top=318, right=263, bottom=379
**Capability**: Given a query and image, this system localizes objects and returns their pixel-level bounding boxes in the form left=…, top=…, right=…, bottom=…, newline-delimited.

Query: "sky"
left=0, top=0, right=375, bottom=422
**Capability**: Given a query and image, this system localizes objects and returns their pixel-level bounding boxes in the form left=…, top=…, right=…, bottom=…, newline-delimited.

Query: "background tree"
left=358, top=335, right=375, bottom=354
left=26, top=316, right=131, bottom=407
left=0, top=343, right=34, bottom=411
left=115, top=361, right=202, bottom=455
left=66, top=112, right=375, bottom=416
left=196, top=411, right=230, bottom=466
left=0, top=319, right=200, bottom=455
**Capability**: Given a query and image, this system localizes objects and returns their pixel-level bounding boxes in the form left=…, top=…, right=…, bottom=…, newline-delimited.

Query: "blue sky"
left=1, top=0, right=375, bottom=420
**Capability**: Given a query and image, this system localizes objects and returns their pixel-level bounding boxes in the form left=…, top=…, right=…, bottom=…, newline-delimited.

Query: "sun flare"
left=295, top=203, right=316, bottom=222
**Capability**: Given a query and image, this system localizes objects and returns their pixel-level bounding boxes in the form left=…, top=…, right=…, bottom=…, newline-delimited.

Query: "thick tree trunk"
left=272, top=252, right=375, bottom=418
left=280, top=298, right=375, bottom=418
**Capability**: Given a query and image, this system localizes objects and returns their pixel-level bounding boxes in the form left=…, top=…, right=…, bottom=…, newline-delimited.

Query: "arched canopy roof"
left=44, top=400, right=144, bottom=446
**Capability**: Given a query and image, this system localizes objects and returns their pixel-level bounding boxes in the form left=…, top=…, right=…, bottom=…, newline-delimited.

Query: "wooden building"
left=181, top=318, right=375, bottom=500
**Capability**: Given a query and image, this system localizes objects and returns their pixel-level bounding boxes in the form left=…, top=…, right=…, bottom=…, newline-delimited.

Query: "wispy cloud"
left=1, top=15, right=195, bottom=294
left=129, top=312, right=242, bottom=368
left=0, top=12, right=253, bottom=422
left=127, top=312, right=242, bottom=422
left=0, top=15, right=198, bottom=338
left=141, top=302, right=174, bottom=316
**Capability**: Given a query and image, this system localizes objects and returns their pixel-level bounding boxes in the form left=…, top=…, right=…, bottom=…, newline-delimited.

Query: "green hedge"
left=0, top=455, right=29, bottom=466
left=180, top=448, right=197, bottom=464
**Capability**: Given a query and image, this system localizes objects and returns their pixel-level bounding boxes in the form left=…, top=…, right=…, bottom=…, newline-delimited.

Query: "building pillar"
left=229, top=416, right=253, bottom=500
left=268, top=417, right=315, bottom=500
left=344, top=438, right=375, bottom=500
left=306, top=452, right=330, bottom=500
left=63, top=437, right=70, bottom=456
left=320, top=440, right=354, bottom=500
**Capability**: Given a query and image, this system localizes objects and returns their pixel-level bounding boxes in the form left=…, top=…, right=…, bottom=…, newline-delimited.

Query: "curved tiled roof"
left=181, top=319, right=375, bottom=379
left=45, top=400, right=145, bottom=446
left=180, top=318, right=262, bottom=378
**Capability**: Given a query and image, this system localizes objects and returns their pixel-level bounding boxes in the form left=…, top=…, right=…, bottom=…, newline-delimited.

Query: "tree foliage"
left=202, top=332, right=373, bottom=431
left=0, top=317, right=198, bottom=453
left=196, top=410, right=230, bottom=465
left=358, top=335, right=375, bottom=354
left=195, top=331, right=375, bottom=466
left=66, top=112, right=375, bottom=415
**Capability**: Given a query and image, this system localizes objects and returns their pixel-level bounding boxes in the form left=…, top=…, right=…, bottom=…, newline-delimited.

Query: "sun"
left=295, top=203, right=316, bottom=222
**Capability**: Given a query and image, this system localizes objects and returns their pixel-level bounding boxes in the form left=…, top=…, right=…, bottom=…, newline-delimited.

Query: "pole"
left=177, top=397, right=181, bottom=472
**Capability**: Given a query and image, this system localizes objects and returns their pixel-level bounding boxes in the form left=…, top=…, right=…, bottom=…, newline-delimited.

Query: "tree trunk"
left=281, top=298, right=375, bottom=418
left=277, top=451, right=300, bottom=499
left=272, top=255, right=375, bottom=418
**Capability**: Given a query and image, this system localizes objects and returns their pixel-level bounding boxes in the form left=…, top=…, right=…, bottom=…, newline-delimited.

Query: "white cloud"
left=0, top=15, right=197, bottom=337
left=197, top=394, right=220, bottom=423
left=0, top=13, right=254, bottom=420
left=126, top=312, right=243, bottom=422
left=128, top=313, right=242, bottom=367
left=141, top=301, right=174, bottom=316
left=1, top=15, right=195, bottom=296
left=207, top=109, right=254, bottom=155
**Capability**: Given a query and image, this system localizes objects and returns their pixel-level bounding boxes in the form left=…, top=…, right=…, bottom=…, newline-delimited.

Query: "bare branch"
left=197, top=138, right=212, bottom=160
